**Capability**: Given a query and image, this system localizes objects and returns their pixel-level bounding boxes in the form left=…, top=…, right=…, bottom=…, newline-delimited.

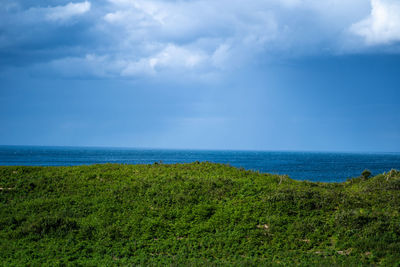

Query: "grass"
left=1, top=162, right=400, bottom=265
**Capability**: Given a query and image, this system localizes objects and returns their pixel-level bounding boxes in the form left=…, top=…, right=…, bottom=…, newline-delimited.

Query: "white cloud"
left=143, top=44, right=207, bottom=69
left=39, top=45, right=209, bottom=78
left=45, top=1, right=91, bottom=21
left=9, top=1, right=92, bottom=24
left=350, top=0, right=400, bottom=45
left=100, top=0, right=281, bottom=76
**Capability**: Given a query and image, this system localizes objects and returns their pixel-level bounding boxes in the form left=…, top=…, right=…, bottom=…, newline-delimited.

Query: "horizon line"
left=1, top=144, right=399, bottom=155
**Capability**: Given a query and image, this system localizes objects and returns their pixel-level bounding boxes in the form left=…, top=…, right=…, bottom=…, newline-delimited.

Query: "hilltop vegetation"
left=1, top=163, right=400, bottom=265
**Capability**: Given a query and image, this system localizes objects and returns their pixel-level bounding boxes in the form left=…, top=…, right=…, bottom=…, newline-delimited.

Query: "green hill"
left=1, top=163, right=400, bottom=265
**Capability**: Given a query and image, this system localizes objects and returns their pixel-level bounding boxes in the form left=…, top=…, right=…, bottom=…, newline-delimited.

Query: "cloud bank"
left=0, top=0, right=399, bottom=79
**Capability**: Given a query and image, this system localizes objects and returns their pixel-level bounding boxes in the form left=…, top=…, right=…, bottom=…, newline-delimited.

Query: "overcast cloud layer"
left=1, top=0, right=400, bottom=79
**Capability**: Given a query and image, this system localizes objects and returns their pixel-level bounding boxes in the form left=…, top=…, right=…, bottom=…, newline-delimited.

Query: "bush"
left=361, top=169, right=372, bottom=180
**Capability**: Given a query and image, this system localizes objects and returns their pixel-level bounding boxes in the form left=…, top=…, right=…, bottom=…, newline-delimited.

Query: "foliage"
left=361, top=169, right=372, bottom=180
left=1, top=163, right=400, bottom=265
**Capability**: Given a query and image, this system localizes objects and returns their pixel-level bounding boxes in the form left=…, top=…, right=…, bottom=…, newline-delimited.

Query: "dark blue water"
left=1, top=145, right=400, bottom=182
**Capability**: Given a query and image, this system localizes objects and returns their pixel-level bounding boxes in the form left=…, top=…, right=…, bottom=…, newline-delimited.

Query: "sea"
left=1, top=145, right=400, bottom=183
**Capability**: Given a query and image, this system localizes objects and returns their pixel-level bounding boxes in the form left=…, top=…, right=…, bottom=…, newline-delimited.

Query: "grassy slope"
left=0, top=162, right=400, bottom=266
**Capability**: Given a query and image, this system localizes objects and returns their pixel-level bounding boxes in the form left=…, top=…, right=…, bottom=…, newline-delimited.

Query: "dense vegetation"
left=1, top=162, right=400, bottom=265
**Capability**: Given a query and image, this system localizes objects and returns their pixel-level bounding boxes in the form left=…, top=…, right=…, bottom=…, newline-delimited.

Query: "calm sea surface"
left=1, top=145, right=400, bottom=182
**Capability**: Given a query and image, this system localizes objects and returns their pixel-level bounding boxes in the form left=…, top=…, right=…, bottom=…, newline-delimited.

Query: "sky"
left=0, top=0, right=400, bottom=152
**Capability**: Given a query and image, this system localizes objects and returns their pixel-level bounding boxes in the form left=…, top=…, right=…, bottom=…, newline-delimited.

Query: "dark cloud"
left=0, top=1, right=98, bottom=68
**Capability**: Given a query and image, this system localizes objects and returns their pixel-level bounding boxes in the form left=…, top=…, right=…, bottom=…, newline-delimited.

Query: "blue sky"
left=1, top=0, right=400, bottom=152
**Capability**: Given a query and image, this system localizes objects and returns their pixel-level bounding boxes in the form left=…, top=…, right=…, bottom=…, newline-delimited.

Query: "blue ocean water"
left=1, top=145, right=400, bottom=182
